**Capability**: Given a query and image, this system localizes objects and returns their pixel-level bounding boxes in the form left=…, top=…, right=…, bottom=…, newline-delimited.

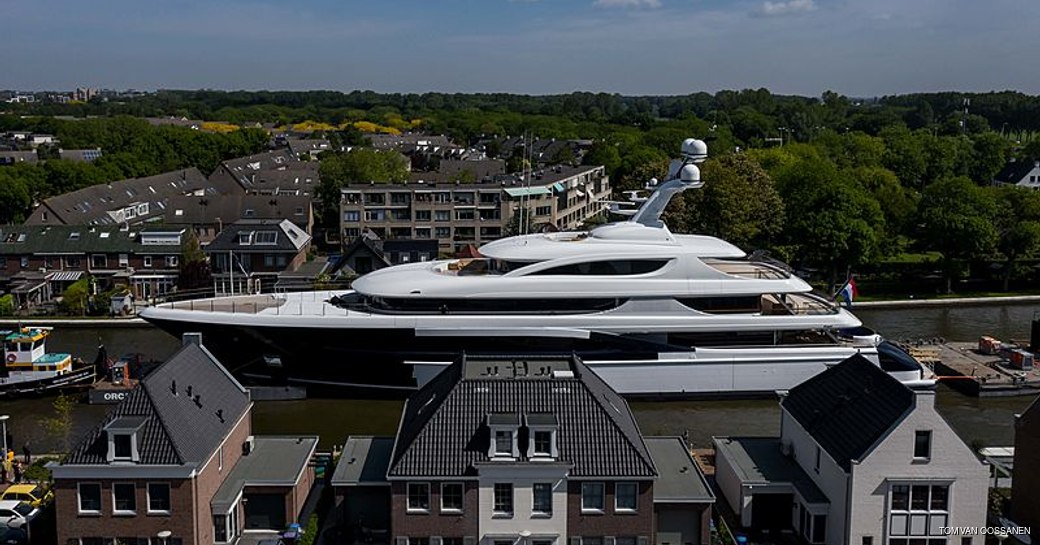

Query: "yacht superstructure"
left=141, top=138, right=930, bottom=396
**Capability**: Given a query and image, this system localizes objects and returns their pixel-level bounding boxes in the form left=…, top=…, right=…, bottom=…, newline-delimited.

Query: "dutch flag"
left=837, top=278, right=858, bottom=308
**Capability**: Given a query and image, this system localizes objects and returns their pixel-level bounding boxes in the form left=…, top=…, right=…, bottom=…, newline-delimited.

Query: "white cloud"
left=593, top=0, right=662, bottom=8
left=755, top=0, right=816, bottom=17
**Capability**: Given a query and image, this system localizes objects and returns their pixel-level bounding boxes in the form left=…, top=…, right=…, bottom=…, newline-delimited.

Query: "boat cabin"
left=1, top=328, right=73, bottom=380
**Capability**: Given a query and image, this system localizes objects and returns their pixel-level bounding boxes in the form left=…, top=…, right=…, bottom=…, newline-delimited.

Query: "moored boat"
left=0, top=327, right=96, bottom=397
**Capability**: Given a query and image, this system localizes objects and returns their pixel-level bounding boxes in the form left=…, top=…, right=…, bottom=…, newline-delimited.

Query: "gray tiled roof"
left=387, top=354, right=657, bottom=479
left=0, top=224, right=140, bottom=255
left=164, top=194, right=311, bottom=227
left=204, top=219, right=311, bottom=253
left=28, top=168, right=243, bottom=226
left=782, top=354, right=915, bottom=471
left=62, top=341, right=251, bottom=467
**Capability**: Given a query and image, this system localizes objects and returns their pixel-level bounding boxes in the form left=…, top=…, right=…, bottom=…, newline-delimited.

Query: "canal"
left=1, top=301, right=1037, bottom=454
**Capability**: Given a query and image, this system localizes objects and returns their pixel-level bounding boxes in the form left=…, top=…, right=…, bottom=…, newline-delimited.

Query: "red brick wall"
left=192, top=406, right=254, bottom=543
left=389, top=481, right=478, bottom=539
left=54, top=478, right=195, bottom=545
left=566, top=481, right=654, bottom=539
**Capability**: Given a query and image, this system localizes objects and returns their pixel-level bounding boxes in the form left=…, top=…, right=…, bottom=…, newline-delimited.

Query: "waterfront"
left=0, top=301, right=1036, bottom=453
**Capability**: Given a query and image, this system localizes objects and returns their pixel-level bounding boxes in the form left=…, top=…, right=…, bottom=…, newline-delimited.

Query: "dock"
left=922, top=342, right=1040, bottom=397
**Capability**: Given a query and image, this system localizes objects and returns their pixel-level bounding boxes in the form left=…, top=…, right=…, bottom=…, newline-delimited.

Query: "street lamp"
left=157, top=530, right=172, bottom=545
left=0, top=415, right=9, bottom=457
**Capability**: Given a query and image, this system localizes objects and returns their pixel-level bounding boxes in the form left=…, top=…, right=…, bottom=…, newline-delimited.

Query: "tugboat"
left=0, top=327, right=96, bottom=397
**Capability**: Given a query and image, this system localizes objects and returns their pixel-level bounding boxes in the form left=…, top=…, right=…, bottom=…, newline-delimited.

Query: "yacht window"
left=363, top=296, right=626, bottom=314
left=528, top=259, right=669, bottom=276
left=677, top=296, right=762, bottom=313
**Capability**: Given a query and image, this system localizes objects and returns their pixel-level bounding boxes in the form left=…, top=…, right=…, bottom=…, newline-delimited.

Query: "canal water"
left=1, top=302, right=1037, bottom=454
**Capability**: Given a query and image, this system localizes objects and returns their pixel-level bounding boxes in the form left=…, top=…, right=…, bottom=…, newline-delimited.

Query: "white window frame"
left=146, top=482, right=171, bottom=515
left=887, top=482, right=951, bottom=540
left=77, top=482, right=102, bottom=514
left=165, top=255, right=178, bottom=268
left=439, top=482, right=463, bottom=513
left=143, top=256, right=153, bottom=268
left=614, top=482, right=638, bottom=513
left=111, top=482, right=137, bottom=516
left=492, top=482, right=513, bottom=517
left=914, top=430, right=932, bottom=461
left=406, top=482, right=431, bottom=513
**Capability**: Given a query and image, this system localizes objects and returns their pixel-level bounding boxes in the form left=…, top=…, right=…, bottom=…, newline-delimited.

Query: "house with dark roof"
left=0, top=150, right=39, bottom=165
left=58, top=148, right=104, bottom=162
left=333, top=230, right=438, bottom=276
left=50, top=333, right=318, bottom=545
left=1011, top=394, right=1040, bottom=530
left=714, top=355, right=988, bottom=545
left=24, top=168, right=243, bottom=226
left=331, top=354, right=715, bottom=545
left=993, top=159, right=1040, bottom=189
left=208, top=151, right=319, bottom=196
left=286, top=138, right=332, bottom=159
left=205, top=219, right=312, bottom=295
left=0, top=224, right=188, bottom=305
left=164, top=194, right=313, bottom=243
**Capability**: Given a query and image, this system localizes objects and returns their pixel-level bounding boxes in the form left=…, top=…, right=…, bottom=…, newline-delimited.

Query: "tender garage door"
left=244, top=493, right=286, bottom=530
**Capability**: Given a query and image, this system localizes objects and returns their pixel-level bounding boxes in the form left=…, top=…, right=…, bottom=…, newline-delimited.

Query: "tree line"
left=0, top=116, right=268, bottom=223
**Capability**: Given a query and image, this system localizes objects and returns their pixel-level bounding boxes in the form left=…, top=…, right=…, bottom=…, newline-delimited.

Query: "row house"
left=51, top=333, right=317, bottom=545
left=25, top=168, right=243, bottom=226
left=205, top=219, right=312, bottom=295
left=0, top=224, right=188, bottom=304
left=332, top=354, right=715, bottom=545
left=715, top=355, right=988, bottom=545
left=1011, top=394, right=1040, bottom=531
left=339, top=164, right=610, bottom=253
left=164, top=194, right=314, bottom=243
left=208, top=150, right=319, bottom=196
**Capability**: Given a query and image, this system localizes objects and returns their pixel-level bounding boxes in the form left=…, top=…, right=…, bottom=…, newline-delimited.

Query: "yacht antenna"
left=630, top=138, right=707, bottom=228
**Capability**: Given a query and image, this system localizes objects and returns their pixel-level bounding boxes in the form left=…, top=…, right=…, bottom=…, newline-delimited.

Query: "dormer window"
left=104, top=416, right=146, bottom=463
left=526, top=413, right=559, bottom=460
left=487, top=413, right=520, bottom=460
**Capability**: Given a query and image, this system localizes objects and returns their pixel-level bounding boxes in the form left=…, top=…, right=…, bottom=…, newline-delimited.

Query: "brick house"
left=204, top=219, right=312, bottom=295
left=0, top=224, right=187, bottom=304
left=332, top=354, right=715, bottom=545
left=50, top=333, right=317, bottom=545
left=714, top=355, right=989, bottom=545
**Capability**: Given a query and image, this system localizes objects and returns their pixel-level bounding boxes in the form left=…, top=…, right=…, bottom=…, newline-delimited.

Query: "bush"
left=0, top=294, right=14, bottom=315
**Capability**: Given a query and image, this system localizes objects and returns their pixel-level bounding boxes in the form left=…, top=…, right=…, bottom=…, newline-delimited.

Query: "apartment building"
left=339, top=165, right=610, bottom=252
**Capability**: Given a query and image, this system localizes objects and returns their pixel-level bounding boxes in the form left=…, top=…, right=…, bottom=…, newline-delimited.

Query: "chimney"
left=182, top=332, right=202, bottom=347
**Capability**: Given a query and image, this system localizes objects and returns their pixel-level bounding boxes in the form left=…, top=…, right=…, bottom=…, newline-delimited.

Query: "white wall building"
left=715, top=354, right=989, bottom=545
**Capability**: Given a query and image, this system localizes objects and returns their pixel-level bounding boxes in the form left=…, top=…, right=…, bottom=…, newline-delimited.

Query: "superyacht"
left=140, top=138, right=930, bottom=396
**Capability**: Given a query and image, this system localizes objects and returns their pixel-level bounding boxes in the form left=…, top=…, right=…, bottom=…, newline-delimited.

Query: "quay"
left=910, top=341, right=1040, bottom=397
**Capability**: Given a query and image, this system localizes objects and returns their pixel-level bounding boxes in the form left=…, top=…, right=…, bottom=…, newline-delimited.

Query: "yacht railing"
left=703, top=259, right=791, bottom=280
left=762, top=293, right=839, bottom=315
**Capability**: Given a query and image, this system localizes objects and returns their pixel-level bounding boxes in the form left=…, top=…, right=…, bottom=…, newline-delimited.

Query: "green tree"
left=178, top=230, right=212, bottom=291
left=775, top=157, right=886, bottom=287
left=993, top=185, right=1040, bottom=290
left=682, top=154, right=785, bottom=249
left=0, top=170, right=32, bottom=223
left=917, top=176, right=998, bottom=293
left=43, top=393, right=76, bottom=455
left=59, top=278, right=91, bottom=316
left=582, top=141, right=622, bottom=178
left=317, top=148, right=410, bottom=219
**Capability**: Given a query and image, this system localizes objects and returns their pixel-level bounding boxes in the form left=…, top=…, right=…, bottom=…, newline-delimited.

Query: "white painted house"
left=715, top=354, right=989, bottom=545
left=993, top=159, right=1040, bottom=189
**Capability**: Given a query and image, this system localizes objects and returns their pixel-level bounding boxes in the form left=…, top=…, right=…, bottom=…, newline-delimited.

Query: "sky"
left=4, top=0, right=1040, bottom=97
